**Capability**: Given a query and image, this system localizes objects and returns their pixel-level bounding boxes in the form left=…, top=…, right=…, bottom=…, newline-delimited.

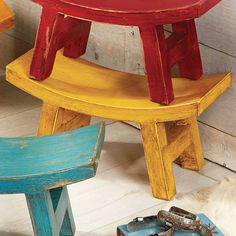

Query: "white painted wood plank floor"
left=0, top=81, right=235, bottom=236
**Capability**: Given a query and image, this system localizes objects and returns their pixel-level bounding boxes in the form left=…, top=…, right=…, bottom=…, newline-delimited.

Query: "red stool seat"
left=60, top=0, right=220, bottom=24
left=30, top=0, right=221, bottom=104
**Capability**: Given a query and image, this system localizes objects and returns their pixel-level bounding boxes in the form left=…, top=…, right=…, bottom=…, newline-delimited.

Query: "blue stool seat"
left=0, top=122, right=105, bottom=236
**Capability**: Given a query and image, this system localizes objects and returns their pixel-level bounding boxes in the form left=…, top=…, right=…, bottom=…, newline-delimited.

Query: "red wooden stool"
left=30, top=0, right=221, bottom=104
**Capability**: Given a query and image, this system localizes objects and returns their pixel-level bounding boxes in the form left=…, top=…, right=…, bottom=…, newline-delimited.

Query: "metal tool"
left=157, top=207, right=217, bottom=236
left=149, top=227, right=174, bottom=236
left=127, top=216, right=165, bottom=232
left=118, top=207, right=221, bottom=236
left=169, top=206, right=197, bottom=220
left=199, top=224, right=217, bottom=236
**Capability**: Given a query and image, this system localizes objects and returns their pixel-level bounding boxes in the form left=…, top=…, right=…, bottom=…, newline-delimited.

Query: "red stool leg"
left=172, top=20, right=203, bottom=80
left=30, top=7, right=64, bottom=81
left=63, top=18, right=91, bottom=58
left=139, top=25, right=174, bottom=105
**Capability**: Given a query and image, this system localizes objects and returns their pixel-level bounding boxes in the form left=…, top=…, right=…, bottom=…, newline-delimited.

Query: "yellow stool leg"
left=37, top=103, right=91, bottom=136
left=141, top=116, right=204, bottom=200
left=140, top=122, right=176, bottom=200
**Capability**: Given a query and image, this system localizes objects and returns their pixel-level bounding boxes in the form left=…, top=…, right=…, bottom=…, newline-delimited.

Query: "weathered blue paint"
left=117, top=214, right=224, bottom=236
left=0, top=164, right=97, bottom=193
left=0, top=122, right=105, bottom=193
left=0, top=122, right=105, bottom=236
left=60, top=209, right=75, bottom=236
left=51, top=187, right=76, bottom=236
left=26, top=191, right=58, bottom=235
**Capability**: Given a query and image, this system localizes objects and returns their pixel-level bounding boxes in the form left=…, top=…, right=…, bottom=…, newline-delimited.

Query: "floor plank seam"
left=0, top=105, right=41, bottom=121
left=80, top=201, right=167, bottom=235
left=198, top=120, right=236, bottom=138
left=202, top=159, right=236, bottom=174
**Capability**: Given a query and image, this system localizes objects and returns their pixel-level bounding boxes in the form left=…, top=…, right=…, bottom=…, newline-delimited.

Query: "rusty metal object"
left=157, top=207, right=216, bottom=236
left=127, top=216, right=164, bottom=232
left=150, top=227, right=174, bottom=236
left=169, top=206, right=197, bottom=220
left=158, top=210, right=201, bottom=231
left=117, top=207, right=220, bottom=236
left=199, top=224, right=217, bottom=236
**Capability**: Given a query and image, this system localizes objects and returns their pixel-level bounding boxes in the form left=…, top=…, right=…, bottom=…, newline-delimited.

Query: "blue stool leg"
left=50, top=187, right=75, bottom=236
left=26, top=187, right=76, bottom=236
left=60, top=210, right=75, bottom=236
left=26, top=191, right=58, bottom=236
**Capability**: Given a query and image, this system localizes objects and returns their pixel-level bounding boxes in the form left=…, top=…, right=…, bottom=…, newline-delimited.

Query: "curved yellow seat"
left=7, top=50, right=231, bottom=123
left=0, top=0, right=14, bottom=33
left=6, top=50, right=232, bottom=200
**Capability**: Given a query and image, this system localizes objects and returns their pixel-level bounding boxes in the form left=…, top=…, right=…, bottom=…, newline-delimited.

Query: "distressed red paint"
left=30, top=0, right=221, bottom=104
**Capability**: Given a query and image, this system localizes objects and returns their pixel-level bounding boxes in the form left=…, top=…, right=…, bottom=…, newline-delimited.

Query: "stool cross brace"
left=140, top=116, right=204, bottom=200
left=26, top=187, right=75, bottom=236
left=139, top=20, right=203, bottom=104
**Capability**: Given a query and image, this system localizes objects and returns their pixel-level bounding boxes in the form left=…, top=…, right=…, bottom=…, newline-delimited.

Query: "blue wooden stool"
left=0, top=122, right=105, bottom=236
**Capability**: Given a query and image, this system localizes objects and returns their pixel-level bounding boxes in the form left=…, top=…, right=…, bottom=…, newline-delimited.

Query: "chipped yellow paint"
left=6, top=50, right=232, bottom=123
left=37, top=103, right=91, bottom=136
left=49, top=181, right=73, bottom=189
left=19, top=141, right=30, bottom=149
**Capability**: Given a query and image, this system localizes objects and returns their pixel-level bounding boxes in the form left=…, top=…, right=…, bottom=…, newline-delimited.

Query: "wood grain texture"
left=139, top=25, right=174, bottom=104
left=0, top=122, right=105, bottom=193
left=26, top=186, right=76, bottom=236
left=198, top=43, right=236, bottom=136
left=0, top=107, right=41, bottom=137
left=196, top=0, right=236, bottom=59
left=0, top=0, right=14, bottom=33
left=164, top=124, right=192, bottom=163
left=0, top=82, right=41, bottom=120
left=38, top=103, right=91, bottom=136
left=7, top=50, right=232, bottom=123
left=172, top=20, right=203, bottom=80
left=140, top=122, right=176, bottom=200
left=30, top=7, right=64, bottom=80
left=139, top=19, right=203, bottom=104
left=0, top=32, right=32, bottom=70
left=176, top=117, right=204, bottom=171
left=26, top=191, right=58, bottom=236
left=50, top=187, right=75, bottom=235
left=63, top=18, right=91, bottom=58
left=199, top=122, right=236, bottom=171
left=30, top=8, right=92, bottom=80
left=0, top=119, right=104, bottom=234
left=4, top=0, right=41, bottom=45
left=33, top=0, right=221, bottom=26
left=140, top=117, right=205, bottom=200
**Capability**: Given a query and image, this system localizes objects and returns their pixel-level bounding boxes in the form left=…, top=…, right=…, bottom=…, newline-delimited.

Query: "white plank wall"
left=1, top=0, right=236, bottom=171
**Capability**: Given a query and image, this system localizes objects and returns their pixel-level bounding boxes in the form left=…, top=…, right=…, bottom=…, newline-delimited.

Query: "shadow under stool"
left=6, top=50, right=232, bottom=200
left=30, top=0, right=221, bottom=104
left=0, top=123, right=105, bottom=236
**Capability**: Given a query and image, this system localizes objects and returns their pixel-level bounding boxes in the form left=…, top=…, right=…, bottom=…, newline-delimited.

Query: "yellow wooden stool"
left=0, top=0, right=14, bottom=33
left=7, top=50, right=232, bottom=200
